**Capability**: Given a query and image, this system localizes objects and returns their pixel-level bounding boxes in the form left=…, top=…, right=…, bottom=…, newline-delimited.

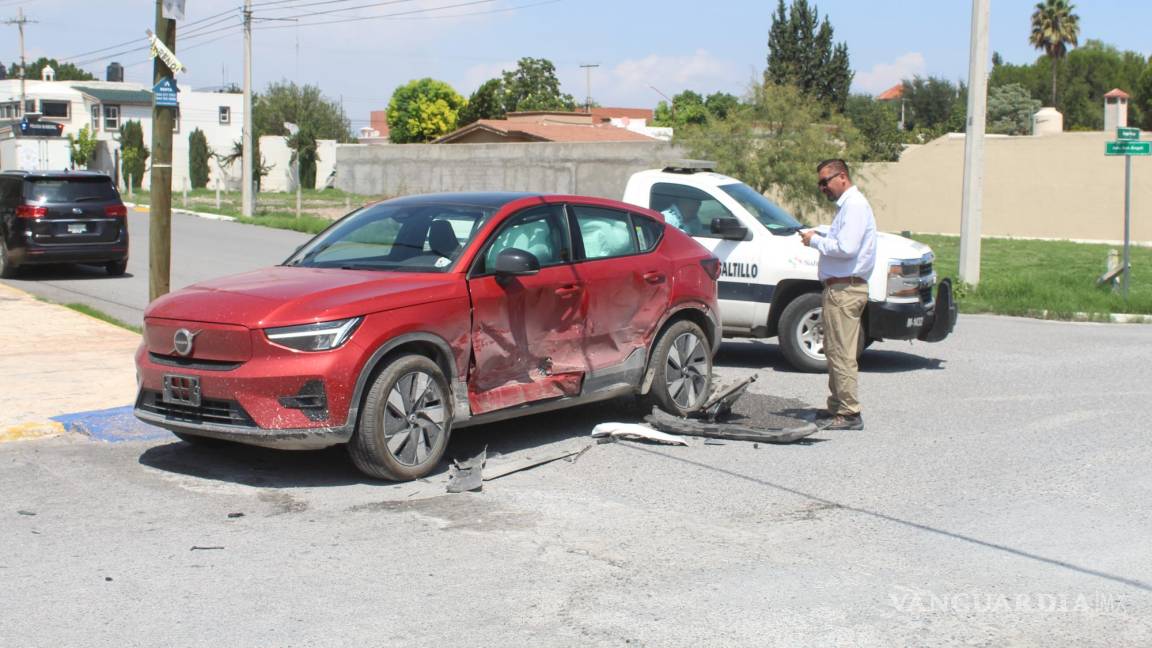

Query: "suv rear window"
left=24, top=178, right=120, bottom=204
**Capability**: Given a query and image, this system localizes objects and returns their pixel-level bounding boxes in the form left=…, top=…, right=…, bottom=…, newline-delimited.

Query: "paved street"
left=2, top=310, right=1151, bottom=647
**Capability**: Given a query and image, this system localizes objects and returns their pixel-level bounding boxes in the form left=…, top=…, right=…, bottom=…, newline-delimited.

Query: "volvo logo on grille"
left=172, top=328, right=201, bottom=356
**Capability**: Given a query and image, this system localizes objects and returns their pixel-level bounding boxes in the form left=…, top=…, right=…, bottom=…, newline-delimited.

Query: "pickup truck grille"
left=920, top=261, right=934, bottom=277
left=137, top=390, right=255, bottom=427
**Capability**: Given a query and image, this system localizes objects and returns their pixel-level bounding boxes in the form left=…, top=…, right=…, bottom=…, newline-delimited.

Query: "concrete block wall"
left=334, top=141, right=685, bottom=199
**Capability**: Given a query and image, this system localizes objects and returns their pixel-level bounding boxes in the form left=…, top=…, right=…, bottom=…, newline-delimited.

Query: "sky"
left=2, top=0, right=1151, bottom=132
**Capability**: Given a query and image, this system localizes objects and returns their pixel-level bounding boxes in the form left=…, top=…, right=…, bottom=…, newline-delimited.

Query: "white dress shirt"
left=811, top=185, right=877, bottom=282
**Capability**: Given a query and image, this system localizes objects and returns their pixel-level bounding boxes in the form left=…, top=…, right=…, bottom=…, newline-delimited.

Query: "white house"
left=0, top=73, right=244, bottom=191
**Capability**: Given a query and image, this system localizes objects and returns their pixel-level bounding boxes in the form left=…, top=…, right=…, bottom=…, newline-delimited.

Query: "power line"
left=60, top=5, right=241, bottom=62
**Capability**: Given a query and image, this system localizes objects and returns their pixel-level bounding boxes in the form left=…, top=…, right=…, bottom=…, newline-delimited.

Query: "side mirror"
left=493, top=247, right=540, bottom=278
left=711, top=217, right=749, bottom=241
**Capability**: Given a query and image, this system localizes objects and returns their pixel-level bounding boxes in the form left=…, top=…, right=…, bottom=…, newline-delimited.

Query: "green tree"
left=499, top=57, right=576, bottom=113
left=986, top=83, right=1042, bottom=135
left=7, top=57, right=96, bottom=81
left=704, top=92, right=740, bottom=120
left=458, top=78, right=504, bottom=125
left=653, top=90, right=737, bottom=128
left=67, top=125, right=98, bottom=169
left=387, top=78, right=466, bottom=144
left=676, top=83, right=861, bottom=221
left=845, top=95, right=903, bottom=161
left=901, top=76, right=966, bottom=134
left=253, top=81, right=350, bottom=188
left=1138, top=63, right=1152, bottom=130
left=119, top=120, right=148, bottom=189
left=1030, top=0, right=1080, bottom=105
left=764, top=0, right=853, bottom=113
left=188, top=128, right=211, bottom=189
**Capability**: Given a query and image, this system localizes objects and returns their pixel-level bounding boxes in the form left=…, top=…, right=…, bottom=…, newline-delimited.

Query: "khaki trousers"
left=822, top=283, right=868, bottom=416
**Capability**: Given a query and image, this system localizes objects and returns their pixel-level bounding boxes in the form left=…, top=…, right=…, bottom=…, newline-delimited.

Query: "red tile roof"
left=589, top=107, right=654, bottom=122
left=877, top=83, right=903, bottom=101
left=1104, top=88, right=1130, bottom=99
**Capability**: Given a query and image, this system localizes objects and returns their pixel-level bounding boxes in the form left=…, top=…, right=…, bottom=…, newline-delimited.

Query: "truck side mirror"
left=711, top=217, right=749, bottom=241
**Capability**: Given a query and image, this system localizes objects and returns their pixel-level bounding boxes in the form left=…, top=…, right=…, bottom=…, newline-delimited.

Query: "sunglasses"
left=818, top=172, right=843, bottom=188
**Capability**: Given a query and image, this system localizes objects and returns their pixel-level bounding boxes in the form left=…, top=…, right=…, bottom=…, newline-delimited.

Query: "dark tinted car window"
left=633, top=214, right=664, bottom=252
left=24, top=177, right=120, bottom=203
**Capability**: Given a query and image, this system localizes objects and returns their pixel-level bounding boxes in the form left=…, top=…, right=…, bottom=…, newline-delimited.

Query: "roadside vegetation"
left=63, top=303, right=142, bottom=334
left=918, top=234, right=1152, bottom=317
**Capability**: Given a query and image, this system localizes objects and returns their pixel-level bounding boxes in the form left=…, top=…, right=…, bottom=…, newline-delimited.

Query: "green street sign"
left=1117, top=127, right=1141, bottom=141
left=1106, top=140, right=1151, bottom=156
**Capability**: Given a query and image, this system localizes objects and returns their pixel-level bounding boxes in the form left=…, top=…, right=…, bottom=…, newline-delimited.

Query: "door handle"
left=642, top=271, right=666, bottom=285
left=554, top=284, right=583, bottom=296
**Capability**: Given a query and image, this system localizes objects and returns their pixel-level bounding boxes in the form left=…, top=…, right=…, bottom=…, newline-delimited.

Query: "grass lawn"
left=917, top=234, right=1152, bottom=317
left=127, top=188, right=384, bottom=235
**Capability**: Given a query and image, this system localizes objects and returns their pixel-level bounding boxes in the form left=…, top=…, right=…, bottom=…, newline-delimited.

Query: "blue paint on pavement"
left=52, top=405, right=175, bottom=443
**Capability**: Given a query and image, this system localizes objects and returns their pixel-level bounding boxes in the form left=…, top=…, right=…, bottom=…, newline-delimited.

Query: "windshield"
left=718, top=182, right=803, bottom=233
left=25, top=177, right=120, bottom=204
left=283, top=202, right=496, bottom=273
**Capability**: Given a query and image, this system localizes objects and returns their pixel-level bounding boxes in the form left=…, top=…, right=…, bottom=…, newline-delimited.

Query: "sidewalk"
left=0, top=283, right=167, bottom=442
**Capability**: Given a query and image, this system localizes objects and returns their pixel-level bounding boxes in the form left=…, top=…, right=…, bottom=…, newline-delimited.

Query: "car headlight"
left=265, top=317, right=362, bottom=352
left=887, top=260, right=922, bottom=298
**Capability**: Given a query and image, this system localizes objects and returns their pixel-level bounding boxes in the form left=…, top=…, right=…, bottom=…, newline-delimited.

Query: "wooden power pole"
left=148, top=1, right=177, bottom=300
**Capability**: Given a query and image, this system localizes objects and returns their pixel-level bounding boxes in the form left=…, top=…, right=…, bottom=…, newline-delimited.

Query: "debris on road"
left=590, top=422, right=689, bottom=446
left=698, top=375, right=758, bottom=422
left=447, top=447, right=487, bottom=493
left=190, top=546, right=225, bottom=551
left=17, top=510, right=36, bottom=516
left=645, top=409, right=817, bottom=444
left=227, top=512, right=245, bottom=519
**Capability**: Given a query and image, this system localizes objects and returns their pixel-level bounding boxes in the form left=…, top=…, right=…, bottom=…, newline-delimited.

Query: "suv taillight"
left=700, top=257, right=722, bottom=280
left=105, top=204, right=128, bottom=217
left=16, top=204, right=47, bottom=219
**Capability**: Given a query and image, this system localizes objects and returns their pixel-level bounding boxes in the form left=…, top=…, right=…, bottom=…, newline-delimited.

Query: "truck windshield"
left=719, top=182, right=803, bottom=233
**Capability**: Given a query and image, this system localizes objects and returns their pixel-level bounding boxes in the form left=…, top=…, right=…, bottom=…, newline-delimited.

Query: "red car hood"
left=145, top=266, right=463, bottom=327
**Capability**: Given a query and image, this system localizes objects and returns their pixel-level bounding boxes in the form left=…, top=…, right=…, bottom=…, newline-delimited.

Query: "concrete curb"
left=1023, top=310, right=1152, bottom=324
left=125, top=201, right=237, bottom=222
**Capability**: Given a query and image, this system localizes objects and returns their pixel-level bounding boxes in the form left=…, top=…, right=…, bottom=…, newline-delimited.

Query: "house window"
left=40, top=100, right=70, bottom=119
left=218, top=106, right=231, bottom=124
left=24, top=99, right=34, bottom=113
left=172, top=107, right=181, bottom=134
left=103, top=105, right=120, bottom=130
left=91, top=104, right=101, bottom=131
left=0, top=102, right=18, bottom=119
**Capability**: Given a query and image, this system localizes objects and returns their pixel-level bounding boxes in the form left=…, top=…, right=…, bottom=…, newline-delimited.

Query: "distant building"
left=0, top=68, right=243, bottom=190
left=434, top=111, right=658, bottom=144
left=358, top=109, right=391, bottom=143
left=876, top=83, right=906, bottom=130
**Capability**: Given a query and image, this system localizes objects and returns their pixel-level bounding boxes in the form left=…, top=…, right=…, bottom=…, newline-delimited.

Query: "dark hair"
left=817, top=158, right=850, bottom=179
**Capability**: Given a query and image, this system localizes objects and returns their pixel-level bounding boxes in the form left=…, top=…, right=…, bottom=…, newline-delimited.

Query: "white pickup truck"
left=622, top=163, right=956, bottom=372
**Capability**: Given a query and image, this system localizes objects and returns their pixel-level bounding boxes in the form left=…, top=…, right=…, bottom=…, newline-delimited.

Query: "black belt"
left=823, top=276, right=866, bottom=287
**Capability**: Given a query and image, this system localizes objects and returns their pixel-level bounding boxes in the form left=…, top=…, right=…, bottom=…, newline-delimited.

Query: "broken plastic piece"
left=695, top=374, right=758, bottom=421
left=644, top=408, right=817, bottom=444
left=590, top=422, right=689, bottom=446
left=447, top=446, right=487, bottom=493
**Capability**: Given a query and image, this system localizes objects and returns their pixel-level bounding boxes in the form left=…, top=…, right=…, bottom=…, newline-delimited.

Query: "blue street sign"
left=153, top=76, right=179, bottom=108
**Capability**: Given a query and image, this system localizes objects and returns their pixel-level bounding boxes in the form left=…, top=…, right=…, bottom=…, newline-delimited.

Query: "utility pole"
left=148, top=1, right=177, bottom=301
left=580, top=63, right=599, bottom=113
left=242, top=0, right=255, bottom=217
left=4, top=8, right=37, bottom=117
left=958, top=0, right=990, bottom=286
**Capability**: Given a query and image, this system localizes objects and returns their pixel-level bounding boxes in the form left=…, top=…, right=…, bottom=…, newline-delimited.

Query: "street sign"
left=146, top=29, right=186, bottom=74
left=1117, top=127, right=1141, bottom=141
left=153, top=77, right=179, bottom=108
left=1105, top=141, right=1151, bottom=156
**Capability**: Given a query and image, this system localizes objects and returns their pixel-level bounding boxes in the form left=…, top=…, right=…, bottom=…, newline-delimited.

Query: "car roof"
left=382, top=192, right=543, bottom=210
left=0, top=169, right=115, bottom=181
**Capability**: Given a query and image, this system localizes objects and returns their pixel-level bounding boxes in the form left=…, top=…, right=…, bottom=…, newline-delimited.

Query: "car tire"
left=778, top=292, right=869, bottom=373
left=349, top=354, right=452, bottom=481
left=106, top=259, right=128, bottom=276
left=778, top=292, right=828, bottom=373
left=0, top=240, right=18, bottom=279
left=642, top=319, right=712, bottom=417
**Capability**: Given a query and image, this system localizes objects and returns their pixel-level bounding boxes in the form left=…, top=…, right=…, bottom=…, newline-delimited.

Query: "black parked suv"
left=0, top=170, right=129, bottom=278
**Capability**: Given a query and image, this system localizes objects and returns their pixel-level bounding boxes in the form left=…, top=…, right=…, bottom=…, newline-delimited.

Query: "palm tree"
left=1029, top=0, right=1080, bottom=106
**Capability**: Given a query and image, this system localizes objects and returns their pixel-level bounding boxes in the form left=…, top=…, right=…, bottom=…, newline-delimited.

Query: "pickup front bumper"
left=867, top=279, right=957, bottom=342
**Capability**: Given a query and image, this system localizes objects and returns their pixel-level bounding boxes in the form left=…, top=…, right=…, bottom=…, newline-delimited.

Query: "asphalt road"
left=1, top=210, right=311, bottom=326
left=3, top=313, right=1152, bottom=646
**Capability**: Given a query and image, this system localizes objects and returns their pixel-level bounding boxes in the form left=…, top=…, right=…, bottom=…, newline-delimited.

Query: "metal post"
left=296, top=158, right=302, bottom=219
left=241, top=0, right=254, bottom=217
left=4, top=8, right=36, bottom=118
left=958, top=0, right=990, bottom=286
left=148, top=0, right=176, bottom=301
left=1122, top=154, right=1132, bottom=299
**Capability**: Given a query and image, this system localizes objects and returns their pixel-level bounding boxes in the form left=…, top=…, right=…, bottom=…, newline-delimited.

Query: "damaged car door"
left=466, top=204, right=587, bottom=414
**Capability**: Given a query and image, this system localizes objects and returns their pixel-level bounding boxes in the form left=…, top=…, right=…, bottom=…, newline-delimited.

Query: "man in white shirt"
left=799, top=159, right=877, bottom=431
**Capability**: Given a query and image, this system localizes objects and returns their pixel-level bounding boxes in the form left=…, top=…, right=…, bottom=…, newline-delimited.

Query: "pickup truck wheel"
left=349, top=354, right=452, bottom=481
left=0, top=240, right=18, bottom=279
left=643, top=320, right=712, bottom=416
left=778, top=292, right=828, bottom=373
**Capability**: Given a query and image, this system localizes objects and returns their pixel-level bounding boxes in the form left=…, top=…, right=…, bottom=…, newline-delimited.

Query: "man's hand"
left=799, top=229, right=817, bottom=246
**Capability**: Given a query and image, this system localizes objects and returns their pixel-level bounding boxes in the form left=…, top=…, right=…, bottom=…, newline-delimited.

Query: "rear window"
left=24, top=178, right=120, bottom=204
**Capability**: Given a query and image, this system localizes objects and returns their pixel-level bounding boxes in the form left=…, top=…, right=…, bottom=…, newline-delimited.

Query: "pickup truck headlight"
left=265, top=317, right=362, bottom=352
left=887, top=260, right=922, bottom=298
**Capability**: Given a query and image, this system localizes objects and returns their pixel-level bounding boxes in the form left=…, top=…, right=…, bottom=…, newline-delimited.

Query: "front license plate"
left=163, top=374, right=201, bottom=407
left=67, top=223, right=87, bottom=234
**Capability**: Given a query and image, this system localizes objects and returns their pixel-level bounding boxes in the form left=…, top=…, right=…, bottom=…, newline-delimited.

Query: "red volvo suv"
left=135, top=193, right=720, bottom=480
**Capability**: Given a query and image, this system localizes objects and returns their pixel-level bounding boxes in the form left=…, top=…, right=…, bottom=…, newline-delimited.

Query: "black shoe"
left=819, top=413, right=863, bottom=431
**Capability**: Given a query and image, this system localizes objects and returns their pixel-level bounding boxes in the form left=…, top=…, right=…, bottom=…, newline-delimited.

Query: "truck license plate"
left=907, top=316, right=924, bottom=328
left=67, top=223, right=87, bottom=234
left=162, top=374, right=201, bottom=407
